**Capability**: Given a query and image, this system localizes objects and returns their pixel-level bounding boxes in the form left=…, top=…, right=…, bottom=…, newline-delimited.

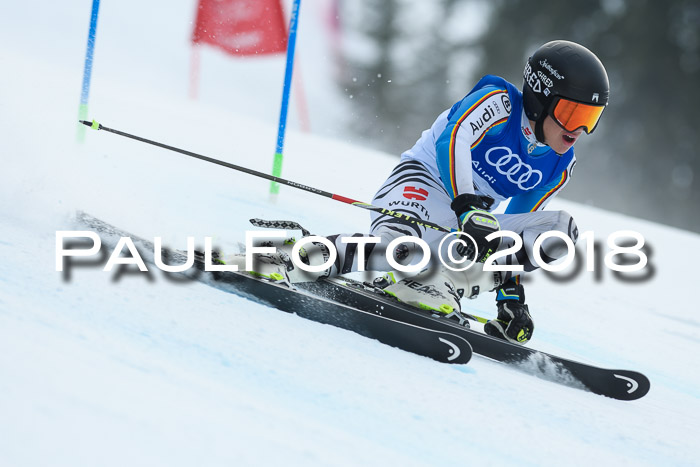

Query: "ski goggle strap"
left=551, top=97, right=606, bottom=134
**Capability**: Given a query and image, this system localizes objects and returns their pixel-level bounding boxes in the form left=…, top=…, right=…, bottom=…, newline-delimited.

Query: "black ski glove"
left=450, top=193, right=501, bottom=263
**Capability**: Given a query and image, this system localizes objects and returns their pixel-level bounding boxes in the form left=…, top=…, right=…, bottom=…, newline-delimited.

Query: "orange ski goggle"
left=551, top=97, right=606, bottom=134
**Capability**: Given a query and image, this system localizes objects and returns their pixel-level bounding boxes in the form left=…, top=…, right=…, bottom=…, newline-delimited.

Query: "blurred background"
left=3, top=0, right=698, bottom=232
left=335, top=0, right=700, bottom=232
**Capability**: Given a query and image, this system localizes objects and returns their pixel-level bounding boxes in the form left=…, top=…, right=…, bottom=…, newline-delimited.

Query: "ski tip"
left=583, top=369, right=651, bottom=401
left=609, top=370, right=651, bottom=401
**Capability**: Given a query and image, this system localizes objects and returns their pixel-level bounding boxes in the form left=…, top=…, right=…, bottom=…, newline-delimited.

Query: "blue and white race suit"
left=328, top=75, right=579, bottom=278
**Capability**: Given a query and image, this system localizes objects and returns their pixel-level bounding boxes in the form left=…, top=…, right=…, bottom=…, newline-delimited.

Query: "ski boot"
left=483, top=278, right=534, bottom=345
left=379, top=264, right=501, bottom=327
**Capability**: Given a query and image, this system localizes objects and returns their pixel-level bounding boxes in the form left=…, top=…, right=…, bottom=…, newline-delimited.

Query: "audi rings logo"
left=485, top=147, right=542, bottom=190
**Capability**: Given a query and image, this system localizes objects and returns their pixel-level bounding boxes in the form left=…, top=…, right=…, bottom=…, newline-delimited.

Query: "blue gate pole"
left=77, top=0, right=101, bottom=143
left=270, top=0, right=301, bottom=195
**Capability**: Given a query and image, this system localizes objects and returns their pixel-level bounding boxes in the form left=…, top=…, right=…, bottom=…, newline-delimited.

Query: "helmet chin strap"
left=534, top=114, right=547, bottom=144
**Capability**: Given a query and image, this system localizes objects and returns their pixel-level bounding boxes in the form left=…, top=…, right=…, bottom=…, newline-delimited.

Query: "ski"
left=71, top=212, right=650, bottom=399
left=73, top=212, right=472, bottom=364
left=297, top=277, right=651, bottom=401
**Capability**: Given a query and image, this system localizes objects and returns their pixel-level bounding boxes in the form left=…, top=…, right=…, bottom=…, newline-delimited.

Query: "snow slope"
left=2, top=1, right=700, bottom=466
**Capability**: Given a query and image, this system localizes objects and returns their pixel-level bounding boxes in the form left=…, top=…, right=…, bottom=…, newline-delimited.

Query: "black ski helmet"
left=523, top=40, right=609, bottom=143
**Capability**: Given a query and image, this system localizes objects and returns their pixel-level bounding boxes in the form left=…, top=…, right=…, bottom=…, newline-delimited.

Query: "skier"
left=232, top=40, right=609, bottom=345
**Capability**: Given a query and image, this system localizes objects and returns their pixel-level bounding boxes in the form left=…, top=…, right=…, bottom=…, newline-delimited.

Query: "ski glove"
left=450, top=193, right=501, bottom=263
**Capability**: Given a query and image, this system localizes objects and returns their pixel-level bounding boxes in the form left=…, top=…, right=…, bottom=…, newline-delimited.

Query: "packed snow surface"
left=1, top=1, right=699, bottom=465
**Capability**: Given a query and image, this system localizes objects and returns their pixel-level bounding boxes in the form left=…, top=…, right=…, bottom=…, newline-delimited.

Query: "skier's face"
left=543, top=115, right=584, bottom=154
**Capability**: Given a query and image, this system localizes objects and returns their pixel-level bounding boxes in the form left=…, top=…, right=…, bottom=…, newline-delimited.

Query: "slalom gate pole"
left=79, top=119, right=455, bottom=235
left=76, top=0, right=101, bottom=143
left=270, top=0, right=302, bottom=195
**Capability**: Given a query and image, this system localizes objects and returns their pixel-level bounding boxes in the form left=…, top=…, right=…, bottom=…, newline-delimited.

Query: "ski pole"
left=79, top=120, right=456, bottom=234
